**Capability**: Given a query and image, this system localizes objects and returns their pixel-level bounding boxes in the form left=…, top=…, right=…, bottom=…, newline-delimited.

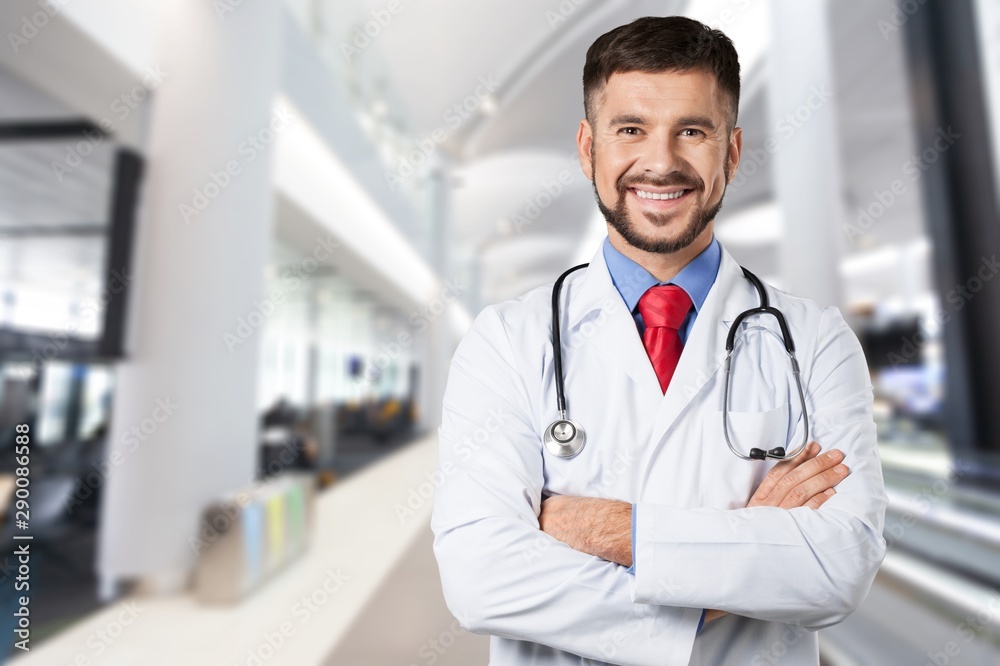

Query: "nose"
left=637, top=132, right=681, bottom=178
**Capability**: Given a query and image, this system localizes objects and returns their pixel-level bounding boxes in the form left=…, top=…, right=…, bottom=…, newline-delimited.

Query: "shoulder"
left=454, top=283, right=554, bottom=361
left=760, top=282, right=868, bottom=375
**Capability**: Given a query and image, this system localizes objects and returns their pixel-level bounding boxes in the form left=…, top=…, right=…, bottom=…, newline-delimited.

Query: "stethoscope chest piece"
left=543, top=418, right=587, bottom=458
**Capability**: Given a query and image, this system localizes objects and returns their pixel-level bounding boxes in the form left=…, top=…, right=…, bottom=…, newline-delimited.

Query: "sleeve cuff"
left=626, top=502, right=636, bottom=575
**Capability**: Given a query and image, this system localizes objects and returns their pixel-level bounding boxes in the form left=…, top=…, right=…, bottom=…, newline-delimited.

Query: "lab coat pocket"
left=723, top=403, right=791, bottom=456
left=700, top=404, right=790, bottom=508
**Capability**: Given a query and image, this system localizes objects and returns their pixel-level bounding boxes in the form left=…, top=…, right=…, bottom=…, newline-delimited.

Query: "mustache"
left=617, top=173, right=702, bottom=193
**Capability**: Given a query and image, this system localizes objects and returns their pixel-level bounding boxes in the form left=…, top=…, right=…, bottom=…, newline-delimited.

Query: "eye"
left=618, top=127, right=642, bottom=136
left=681, top=128, right=705, bottom=137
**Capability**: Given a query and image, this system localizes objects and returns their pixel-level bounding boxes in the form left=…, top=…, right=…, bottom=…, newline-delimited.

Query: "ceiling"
left=0, top=0, right=941, bottom=321
left=304, top=0, right=934, bottom=310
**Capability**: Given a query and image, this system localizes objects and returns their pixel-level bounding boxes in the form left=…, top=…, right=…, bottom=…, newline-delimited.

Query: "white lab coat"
left=432, top=240, right=888, bottom=666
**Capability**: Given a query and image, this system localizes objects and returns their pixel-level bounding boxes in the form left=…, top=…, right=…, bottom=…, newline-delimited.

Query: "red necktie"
left=637, top=285, right=692, bottom=394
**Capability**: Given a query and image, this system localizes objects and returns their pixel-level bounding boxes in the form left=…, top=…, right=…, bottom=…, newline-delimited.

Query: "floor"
left=321, top=523, right=489, bottom=665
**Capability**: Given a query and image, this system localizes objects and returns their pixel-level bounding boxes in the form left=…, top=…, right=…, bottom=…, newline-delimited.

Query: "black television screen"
left=0, top=122, right=142, bottom=363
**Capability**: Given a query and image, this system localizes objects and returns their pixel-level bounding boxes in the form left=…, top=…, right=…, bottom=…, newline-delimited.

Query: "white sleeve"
left=432, top=306, right=702, bottom=666
left=631, top=306, right=888, bottom=631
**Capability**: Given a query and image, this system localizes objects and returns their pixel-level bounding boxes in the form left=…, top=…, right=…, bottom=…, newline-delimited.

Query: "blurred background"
left=0, top=0, right=998, bottom=663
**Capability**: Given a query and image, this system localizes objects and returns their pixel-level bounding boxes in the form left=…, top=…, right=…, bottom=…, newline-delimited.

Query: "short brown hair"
left=583, top=16, right=741, bottom=132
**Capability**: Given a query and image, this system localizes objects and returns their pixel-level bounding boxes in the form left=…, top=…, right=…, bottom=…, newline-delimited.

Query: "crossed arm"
left=432, top=305, right=887, bottom=663
left=538, top=440, right=851, bottom=625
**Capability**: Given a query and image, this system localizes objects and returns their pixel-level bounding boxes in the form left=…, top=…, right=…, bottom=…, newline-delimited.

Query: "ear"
left=576, top=119, right=594, bottom=181
left=727, top=126, right=743, bottom=183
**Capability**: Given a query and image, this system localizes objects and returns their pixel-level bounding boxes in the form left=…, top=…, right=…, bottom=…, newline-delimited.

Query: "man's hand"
left=747, top=441, right=850, bottom=509
left=537, top=444, right=850, bottom=626
left=705, top=441, right=850, bottom=626
left=538, top=496, right=632, bottom=567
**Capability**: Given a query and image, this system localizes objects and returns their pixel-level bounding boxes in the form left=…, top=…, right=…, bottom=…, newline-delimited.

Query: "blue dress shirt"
left=602, top=234, right=722, bottom=634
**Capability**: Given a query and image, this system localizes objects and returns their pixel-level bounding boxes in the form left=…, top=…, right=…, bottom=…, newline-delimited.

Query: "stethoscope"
left=543, top=263, right=810, bottom=461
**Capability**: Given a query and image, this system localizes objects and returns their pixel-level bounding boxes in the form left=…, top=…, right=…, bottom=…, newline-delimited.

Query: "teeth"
left=635, top=189, right=686, bottom=200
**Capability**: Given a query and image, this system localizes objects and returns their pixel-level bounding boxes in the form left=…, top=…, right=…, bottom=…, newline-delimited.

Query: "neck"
left=607, top=225, right=714, bottom=282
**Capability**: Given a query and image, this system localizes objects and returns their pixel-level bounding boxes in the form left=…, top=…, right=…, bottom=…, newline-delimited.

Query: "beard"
left=592, top=147, right=729, bottom=254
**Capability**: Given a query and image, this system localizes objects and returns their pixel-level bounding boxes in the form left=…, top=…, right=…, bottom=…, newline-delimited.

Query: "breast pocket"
left=721, top=403, right=791, bottom=457
left=699, top=404, right=791, bottom=508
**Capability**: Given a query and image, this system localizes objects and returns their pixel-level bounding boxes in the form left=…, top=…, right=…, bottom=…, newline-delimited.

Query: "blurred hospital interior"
left=1, top=0, right=999, bottom=664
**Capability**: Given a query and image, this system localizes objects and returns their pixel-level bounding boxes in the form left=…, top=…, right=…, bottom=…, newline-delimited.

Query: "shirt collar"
left=602, top=234, right=722, bottom=314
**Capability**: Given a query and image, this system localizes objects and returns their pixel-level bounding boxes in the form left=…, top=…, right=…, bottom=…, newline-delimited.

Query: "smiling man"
left=433, top=16, right=887, bottom=666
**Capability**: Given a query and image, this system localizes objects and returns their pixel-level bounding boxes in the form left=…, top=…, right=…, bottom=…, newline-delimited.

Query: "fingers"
left=766, top=447, right=848, bottom=507
left=802, top=488, right=836, bottom=510
left=748, top=442, right=821, bottom=506
left=779, top=463, right=849, bottom=509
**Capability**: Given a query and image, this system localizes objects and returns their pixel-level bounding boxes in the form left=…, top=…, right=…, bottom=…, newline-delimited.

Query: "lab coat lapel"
left=565, top=245, right=663, bottom=401
left=638, top=245, right=759, bottom=487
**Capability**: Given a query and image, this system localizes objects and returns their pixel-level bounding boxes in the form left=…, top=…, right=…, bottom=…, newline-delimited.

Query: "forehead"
left=594, top=69, right=725, bottom=122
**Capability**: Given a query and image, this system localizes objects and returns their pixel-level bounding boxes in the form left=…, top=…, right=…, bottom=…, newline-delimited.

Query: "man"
left=432, top=16, right=887, bottom=665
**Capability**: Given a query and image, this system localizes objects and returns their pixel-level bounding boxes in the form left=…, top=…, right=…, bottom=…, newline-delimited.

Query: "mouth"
left=628, top=186, right=694, bottom=207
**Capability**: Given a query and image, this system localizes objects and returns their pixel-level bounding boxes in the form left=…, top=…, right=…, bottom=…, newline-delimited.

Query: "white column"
left=769, top=0, right=844, bottom=308
left=98, top=1, right=282, bottom=593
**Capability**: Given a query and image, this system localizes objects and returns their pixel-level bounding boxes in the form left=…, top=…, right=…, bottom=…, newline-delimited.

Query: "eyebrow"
left=676, top=115, right=718, bottom=131
left=608, top=113, right=647, bottom=127
left=607, top=113, right=718, bottom=132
